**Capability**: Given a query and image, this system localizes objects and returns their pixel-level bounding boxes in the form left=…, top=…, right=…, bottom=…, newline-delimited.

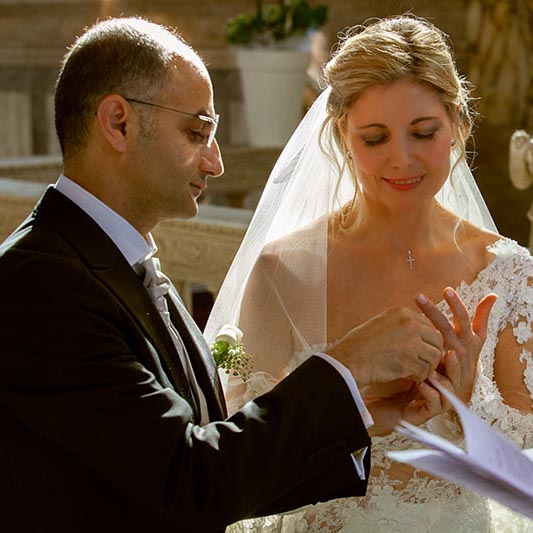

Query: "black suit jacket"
left=0, top=188, right=371, bottom=532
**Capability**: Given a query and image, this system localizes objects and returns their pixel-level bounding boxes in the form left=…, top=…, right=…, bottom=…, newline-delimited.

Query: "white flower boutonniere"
left=210, top=325, right=252, bottom=382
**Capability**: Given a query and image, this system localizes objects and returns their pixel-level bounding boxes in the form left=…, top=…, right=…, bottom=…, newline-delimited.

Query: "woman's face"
left=342, top=79, right=455, bottom=213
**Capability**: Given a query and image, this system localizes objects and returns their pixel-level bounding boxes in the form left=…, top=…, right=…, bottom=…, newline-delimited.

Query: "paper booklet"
left=387, top=381, right=533, bottom=519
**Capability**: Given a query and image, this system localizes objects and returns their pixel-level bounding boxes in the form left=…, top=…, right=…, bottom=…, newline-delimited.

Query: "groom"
left=0, top=17, right=455, bottom=532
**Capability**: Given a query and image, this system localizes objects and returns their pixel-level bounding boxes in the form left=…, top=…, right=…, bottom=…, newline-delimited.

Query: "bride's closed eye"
left=361, top=127, right=441, bottom=147
left=412, top=127, right=440, bottom=140
left=361, top=134, right=389, bottom=147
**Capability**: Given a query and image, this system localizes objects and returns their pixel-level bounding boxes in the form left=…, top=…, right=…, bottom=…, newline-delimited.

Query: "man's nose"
left=201, top=139, right=224, bottom=177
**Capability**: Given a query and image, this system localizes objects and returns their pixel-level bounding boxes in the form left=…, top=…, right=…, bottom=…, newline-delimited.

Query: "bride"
left=206, top=15, right=533, bottom=532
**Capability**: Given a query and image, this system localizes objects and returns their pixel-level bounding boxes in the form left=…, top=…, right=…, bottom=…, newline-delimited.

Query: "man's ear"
left=95, top=95, right=132, bottom=153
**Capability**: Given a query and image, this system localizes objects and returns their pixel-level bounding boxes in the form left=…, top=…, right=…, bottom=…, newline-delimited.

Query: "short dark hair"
left=54, top=17, right=201, bottom=158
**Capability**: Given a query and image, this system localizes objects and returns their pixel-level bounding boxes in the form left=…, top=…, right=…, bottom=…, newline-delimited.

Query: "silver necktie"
left=139, top=256, right=209, bottom=424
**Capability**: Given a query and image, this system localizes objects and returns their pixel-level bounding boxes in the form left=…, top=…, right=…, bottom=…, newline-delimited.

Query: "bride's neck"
left=351, top=198, right=447, bottom=253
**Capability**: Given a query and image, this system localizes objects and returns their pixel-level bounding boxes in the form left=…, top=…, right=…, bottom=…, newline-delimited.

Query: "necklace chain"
left=370, top=233, right=416, bottom=270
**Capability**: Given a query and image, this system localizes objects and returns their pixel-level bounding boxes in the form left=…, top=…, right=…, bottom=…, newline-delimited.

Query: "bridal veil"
left=205, top=87, right=497, bottom=382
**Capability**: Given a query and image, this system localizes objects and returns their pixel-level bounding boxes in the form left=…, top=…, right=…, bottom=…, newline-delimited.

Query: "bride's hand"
left=365, top=372, right=453, bottom=436
left=361, top=378, right=416, bottom=400
left=415, top=288, right=497, bottom=403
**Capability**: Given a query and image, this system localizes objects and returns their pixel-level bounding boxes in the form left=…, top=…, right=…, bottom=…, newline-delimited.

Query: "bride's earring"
left=346, top=151, right=352, bottom=160
left=451, top=139, right=456, bottom=146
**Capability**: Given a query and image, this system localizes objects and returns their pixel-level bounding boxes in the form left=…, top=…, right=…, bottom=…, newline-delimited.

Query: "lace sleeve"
left=225, top=345, right=326, bottom=416
left=476, top=241, right=533, bottom=449
left=429, top=240, right=533, bottom=447
left=490, top=310, right=533, bottom=447
left=225, top=371, right=280, bottom=416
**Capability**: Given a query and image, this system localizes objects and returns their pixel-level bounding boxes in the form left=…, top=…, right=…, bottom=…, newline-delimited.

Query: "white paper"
left=388, top=381, right=533, bottom=519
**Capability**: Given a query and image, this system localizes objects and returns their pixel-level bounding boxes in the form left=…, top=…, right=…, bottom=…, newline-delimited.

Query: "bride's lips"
left=382, top=175, right=424, bottom=191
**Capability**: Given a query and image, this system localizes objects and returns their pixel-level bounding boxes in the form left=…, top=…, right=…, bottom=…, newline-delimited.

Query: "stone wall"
left=0, top=0, right=531, bottom=243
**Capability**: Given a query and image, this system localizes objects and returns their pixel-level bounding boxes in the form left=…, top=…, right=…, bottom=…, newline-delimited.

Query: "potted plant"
left=226, top=1, right=328, bottom=147
left=226, top=0, right=328, bottom=49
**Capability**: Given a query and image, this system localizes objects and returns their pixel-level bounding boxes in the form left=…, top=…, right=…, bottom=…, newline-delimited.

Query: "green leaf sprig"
left=210, top=325, right=253, bottom=382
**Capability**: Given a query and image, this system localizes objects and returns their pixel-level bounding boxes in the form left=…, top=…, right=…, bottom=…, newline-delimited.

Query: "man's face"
left=128, top=61, right=224, bottom=224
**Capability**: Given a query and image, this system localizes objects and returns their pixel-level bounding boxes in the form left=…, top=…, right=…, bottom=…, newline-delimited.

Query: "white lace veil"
left=204, top=87, right=497, bottom=385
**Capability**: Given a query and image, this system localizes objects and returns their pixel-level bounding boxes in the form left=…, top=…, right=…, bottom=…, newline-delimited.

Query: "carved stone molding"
left=154, top=212, right=251, bottom=296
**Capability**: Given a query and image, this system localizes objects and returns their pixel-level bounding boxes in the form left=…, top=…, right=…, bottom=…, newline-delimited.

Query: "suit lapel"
left=166, top=288, right=226, bottom=420
left=32, top=188, right=202, bottom=414
left=93, top=262, right=201, bottom=415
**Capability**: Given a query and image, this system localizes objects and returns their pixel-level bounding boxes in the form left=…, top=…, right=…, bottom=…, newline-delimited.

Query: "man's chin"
left=179, top=200, right=200, bottom=219
left=159, top=201, right=199, bottom=222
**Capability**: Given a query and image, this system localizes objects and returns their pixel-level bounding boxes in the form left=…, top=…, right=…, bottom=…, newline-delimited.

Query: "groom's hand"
left=327, top=307, right=443, bottom=388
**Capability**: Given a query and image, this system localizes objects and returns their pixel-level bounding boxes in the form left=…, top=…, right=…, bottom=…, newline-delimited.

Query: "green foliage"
left=211, top=340, right=252, bottom=382
left=226, top=0, right=329, bottom=46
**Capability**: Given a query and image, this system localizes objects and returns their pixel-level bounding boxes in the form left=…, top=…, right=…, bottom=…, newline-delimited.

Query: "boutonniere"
left=210, top=325, right=252, bottom=382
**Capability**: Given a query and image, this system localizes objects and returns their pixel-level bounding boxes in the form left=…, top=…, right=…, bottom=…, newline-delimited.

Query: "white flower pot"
left=233, top=47, right=310, bottom=147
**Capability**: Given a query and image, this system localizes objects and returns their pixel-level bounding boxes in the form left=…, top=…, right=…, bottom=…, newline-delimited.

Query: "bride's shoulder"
left=459, top=219, right=532, bottom=268
left=261, top=216, right=327, bottom=258
left=250, top=218, right=327, bottom=288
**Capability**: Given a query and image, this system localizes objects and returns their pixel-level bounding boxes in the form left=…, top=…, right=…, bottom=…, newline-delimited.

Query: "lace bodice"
left=227, top=239, right=533, bottom=532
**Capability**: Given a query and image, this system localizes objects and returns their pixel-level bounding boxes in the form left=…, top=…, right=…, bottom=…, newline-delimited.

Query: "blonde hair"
left=320, top=15, right=475, bottom=227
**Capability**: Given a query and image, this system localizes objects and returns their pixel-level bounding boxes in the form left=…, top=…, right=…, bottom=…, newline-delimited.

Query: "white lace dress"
left=227, top=239, right=533, bottom=532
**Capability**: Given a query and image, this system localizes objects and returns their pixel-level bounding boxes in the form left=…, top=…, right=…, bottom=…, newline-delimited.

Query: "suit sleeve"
left=0, top=254, right=370, bottom=530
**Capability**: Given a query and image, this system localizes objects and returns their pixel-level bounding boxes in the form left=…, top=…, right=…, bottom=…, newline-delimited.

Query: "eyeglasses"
left=124, top=97, right=219, bottom=147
